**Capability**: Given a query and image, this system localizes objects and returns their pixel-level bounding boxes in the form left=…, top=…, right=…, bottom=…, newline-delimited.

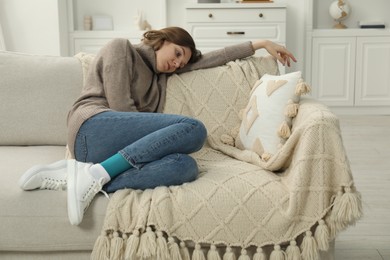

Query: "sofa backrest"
left=0, top=51, right=83, bottom=146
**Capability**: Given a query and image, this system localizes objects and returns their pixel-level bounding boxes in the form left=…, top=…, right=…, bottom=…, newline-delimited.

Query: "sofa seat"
left=0, top=146, right=107, bottom=254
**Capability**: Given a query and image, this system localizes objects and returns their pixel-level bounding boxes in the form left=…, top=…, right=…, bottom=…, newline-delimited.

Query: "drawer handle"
left=227, top=31, right=245, bottom=35
left=208, top=13, right=213, bottom=18
left=259, top=13, right=264, bottom=18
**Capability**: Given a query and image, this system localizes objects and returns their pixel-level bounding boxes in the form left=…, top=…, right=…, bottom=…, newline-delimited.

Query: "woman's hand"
left=252, top=40, right=297, bottom=67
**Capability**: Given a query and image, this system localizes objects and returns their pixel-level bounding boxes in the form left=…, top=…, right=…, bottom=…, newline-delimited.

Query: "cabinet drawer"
left=186, top=8, right=286, bottom=23
left=190, top=24, right=285, bottom=42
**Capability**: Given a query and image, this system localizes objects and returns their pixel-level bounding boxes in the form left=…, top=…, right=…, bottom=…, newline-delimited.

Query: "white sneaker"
left=67, top=159, right=108, bottom=225
left=18, top=160, right=68, bottom=191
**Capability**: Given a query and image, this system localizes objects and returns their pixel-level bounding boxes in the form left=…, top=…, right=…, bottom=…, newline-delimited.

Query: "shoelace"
left=41, top=178, right=67, bottom=190
left=82, top=178, right=109, bottom=213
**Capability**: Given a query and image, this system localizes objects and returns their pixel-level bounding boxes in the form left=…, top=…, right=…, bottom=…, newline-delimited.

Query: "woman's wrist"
left=251, top=40, right=269, bottom=51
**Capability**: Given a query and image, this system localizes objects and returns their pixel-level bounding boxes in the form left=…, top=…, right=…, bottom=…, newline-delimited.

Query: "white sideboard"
left=185, top=3, right=286, bottom=73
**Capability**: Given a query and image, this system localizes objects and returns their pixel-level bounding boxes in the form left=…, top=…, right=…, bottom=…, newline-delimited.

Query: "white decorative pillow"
left=235, top=71, right=310, bottom=161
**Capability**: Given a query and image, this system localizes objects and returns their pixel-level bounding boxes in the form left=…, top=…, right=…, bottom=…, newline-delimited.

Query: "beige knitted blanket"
left=83, top=56, right=362, bottom=260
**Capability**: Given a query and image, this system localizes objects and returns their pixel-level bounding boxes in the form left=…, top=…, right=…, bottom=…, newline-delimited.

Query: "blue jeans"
left=74, top=111, right=207, bottom=192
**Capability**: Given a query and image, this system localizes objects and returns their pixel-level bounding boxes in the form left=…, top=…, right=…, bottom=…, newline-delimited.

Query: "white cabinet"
left=311, top=37, right=356, bottom=106
left=355, top=37, right=390, bottom=106
left=185, top=3, right=287, bottom=73
left=310, top=32, right=390, bottom=111
left=305, top=0, right=390, bottom=114
left=67, top=0, right=166, bottom=55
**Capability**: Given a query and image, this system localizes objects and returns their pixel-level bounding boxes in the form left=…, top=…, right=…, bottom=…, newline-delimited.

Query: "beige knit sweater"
left=67, top=39, right=254, bottom=158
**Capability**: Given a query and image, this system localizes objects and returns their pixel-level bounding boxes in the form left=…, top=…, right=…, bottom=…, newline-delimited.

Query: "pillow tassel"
left=295, top=79, right=311, bottom=95
left=261, top=152, right=272, bottom=162
left=285, top=100, right=299, bottom=118
left=278, top=121, right=291, bottom=139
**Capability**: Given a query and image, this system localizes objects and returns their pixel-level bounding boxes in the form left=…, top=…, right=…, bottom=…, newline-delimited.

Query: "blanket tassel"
left=207, top=244, right=221, bottom=260
left=238, top=249, right=250, bottom=260
left=180, top=241, right=191, bottom=260
left=314, top=220, right=330, bottom=251
left=168, top=237, right=182, bottom=260
left=192, top=243, right=206, bottom=260
left=91, top=230, right=110, bottom=260
left=285, top=241, right=301, bottom=260
left=109, top=231, right=124, bottom=260
left=332, top=186, right=363, bottom=225
left=137, top=227, right=157, bottom=259
left=223, top=246, right=236, bottom=260
left=300, top=231, right=319, bottom=260
left=270, top=245, right=285, bottom=260
left=253, top=247, right=266, bottom=260
left=156, top=231, right=170, bottom=260
left=124, top=230, right=140, bottom=260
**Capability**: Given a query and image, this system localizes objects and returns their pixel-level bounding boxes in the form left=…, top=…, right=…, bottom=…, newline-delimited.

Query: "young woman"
left=18, top=27, right=296, bottom=225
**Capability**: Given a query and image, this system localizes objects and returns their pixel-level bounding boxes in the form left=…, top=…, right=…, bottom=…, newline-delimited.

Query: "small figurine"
left=134, top=10, right=152, bottom=31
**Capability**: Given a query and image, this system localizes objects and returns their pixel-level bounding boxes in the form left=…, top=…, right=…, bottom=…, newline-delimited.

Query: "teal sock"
left=100, top=153, right=132, bottom=178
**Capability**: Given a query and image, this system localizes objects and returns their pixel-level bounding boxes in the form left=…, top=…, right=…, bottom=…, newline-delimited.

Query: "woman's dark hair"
left=142, top=27, right=202, bottom=63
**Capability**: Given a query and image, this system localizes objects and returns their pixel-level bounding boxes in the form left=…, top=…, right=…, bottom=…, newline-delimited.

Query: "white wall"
left=0, top=0, right=306, bottom=67
left=0, top=0, right=68, bottom=55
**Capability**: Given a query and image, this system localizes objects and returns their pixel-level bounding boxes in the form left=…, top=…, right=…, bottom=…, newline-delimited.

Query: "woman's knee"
left=182, top=117, right=207, bottom=150
left=171, top=154, right=199, bottom=183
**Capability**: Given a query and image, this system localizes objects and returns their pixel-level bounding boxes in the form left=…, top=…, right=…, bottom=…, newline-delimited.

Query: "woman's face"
left=155, top=41, right=192, bottom=73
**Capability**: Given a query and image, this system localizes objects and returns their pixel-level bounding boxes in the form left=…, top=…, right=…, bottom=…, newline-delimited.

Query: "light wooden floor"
left=335, top=115, right=390, bottom=260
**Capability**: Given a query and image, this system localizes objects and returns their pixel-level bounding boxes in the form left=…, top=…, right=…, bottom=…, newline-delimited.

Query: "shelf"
left=70, top=30, right=146, bottom=38
left=186, top=1, right=286, bottom=9
left=311, top=28, right=390, bottom=37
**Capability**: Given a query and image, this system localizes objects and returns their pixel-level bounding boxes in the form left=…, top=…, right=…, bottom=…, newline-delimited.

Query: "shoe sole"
left=18, top=160, right=68, bottom=190
left=67, top=159, right=82, bottom=225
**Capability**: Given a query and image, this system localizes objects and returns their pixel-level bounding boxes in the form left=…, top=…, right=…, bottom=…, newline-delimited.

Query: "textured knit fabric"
left=89, top=56, right=362, bottom=259
left=67, top=39, right=254, bottom=158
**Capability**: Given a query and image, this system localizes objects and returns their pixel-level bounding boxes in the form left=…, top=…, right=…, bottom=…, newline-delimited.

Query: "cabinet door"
left=355, top=37, right=390, bottom=106
left=312, top=37, right=356, bottom=106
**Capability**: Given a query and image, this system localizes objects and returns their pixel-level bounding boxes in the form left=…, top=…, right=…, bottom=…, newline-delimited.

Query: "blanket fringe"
left=137, top=226, right=157, bottom=258
left=180, top=241, right=191, bottom=260
left=193, top=243, right=206, bottom=260
left=109, top=231, right=124, bottom=260
left=168, top=237, right=182, bottom=260
left=223, top=246, right=236, bottom=260
left=156, top=231, right=170, bottom=260
left=91, top=231, right=110, bottom=260
left=253, top=247, right=266, bottom=260
left=91, top=183, right=362, bottom=260
left=270, top=245, right=285, bottom=260
left=300, top=231, right=319, bottom=260
left=238, top=249, right=250, bottom=260
left=124, top=230, right=140, bottom=260
left=208, top=244, right=222, bottom=260
left=286, top=241, right=301, bottom=260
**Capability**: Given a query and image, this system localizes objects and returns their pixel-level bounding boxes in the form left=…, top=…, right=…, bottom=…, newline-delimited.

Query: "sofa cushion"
left=0, top=51, right=83, bottom=146
left=236, top=71, right=310, bottom=160
left=0, top=146, right=108, bottom=251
